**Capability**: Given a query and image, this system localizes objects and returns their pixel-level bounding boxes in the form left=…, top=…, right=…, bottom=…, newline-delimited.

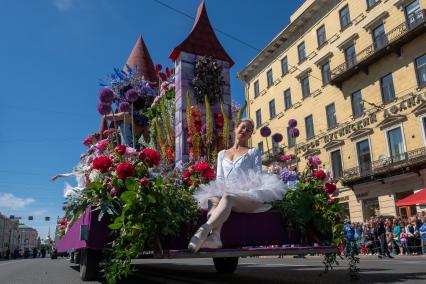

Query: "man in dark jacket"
left=375, top=217, right=393, bottom=258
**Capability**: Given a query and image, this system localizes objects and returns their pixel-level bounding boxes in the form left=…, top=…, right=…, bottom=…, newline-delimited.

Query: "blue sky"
left=0, top=0, right=304, bottom=239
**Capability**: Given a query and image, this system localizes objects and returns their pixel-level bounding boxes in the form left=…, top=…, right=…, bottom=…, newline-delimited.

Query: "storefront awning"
left=395, top=188, right=426, bottom=207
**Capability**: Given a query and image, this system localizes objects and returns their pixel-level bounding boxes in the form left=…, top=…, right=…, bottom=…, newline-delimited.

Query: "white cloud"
left=31, top=209, right=47, bottom=216
left=51, top=0, right=74, bottom=11
left=0, top=193, right=35, bottom=210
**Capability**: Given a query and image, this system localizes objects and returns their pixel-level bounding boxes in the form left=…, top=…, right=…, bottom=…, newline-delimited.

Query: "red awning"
left=395, top=188, right=426, bottom=207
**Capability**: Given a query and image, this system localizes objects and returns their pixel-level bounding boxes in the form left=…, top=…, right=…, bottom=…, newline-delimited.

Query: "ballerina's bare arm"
left=216, top=151, right=225, bottom=180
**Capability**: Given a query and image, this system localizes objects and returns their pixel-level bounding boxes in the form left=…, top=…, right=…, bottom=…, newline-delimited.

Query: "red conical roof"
left=169, top=0, right=234, bottom=67
left=124, top=36, right=157, bottom=82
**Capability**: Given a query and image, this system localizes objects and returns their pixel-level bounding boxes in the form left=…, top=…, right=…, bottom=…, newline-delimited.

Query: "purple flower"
left=288, top=119, right=298, bottom=128
left=260, top=126, right=271, bottom=137
left=97, top=103, right=112, bottom=115
left=99, top=88, right=114, bottom=104
left=289, top=127, right=300, bottom=138
left=308, top=156, right=322, bottom=166
left=110, top=188, right=118, bottom=197
left=279, top=168, right=298, bottom=183
left=272, top=133, right=283, bottom=143
left=125, top=88, right=139, bottom=103
left=118, top=101, right=130, bottom=112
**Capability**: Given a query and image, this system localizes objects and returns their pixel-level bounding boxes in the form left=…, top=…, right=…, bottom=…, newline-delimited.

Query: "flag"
left=45, top=217, right=50, bottom=221
left=28, top=216, right=33, bottom=221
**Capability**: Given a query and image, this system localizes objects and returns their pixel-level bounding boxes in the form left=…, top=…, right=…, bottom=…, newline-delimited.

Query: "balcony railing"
left=341, top=146, right=426, bottom=185
left=330, top=10, right=426, bottom=85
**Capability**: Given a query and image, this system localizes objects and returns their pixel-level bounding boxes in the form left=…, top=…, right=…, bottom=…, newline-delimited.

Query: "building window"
left=305, top=115, right=314, bottom=140
left=266, top=69, right=273, bottom=88
left=387, top=126, right=406, bottom=162
left=298, top=42, right=307, bottom=63
left=363, top=197, right=380, bottom=221
left=326, top=103, right=337, bottom=129
left=330, top=149, right=343, bottom=179
left=255, top=109, right=262, bottom=128
left=287, top=127, right=295, bottom=148
left=283, top=88, right=292, bottom=110
left=321, top=61, right=331, bottom=85
left=254, top=80, right=260, bottom=98
left=367, top=0, right=379, bottom=9
left=258, top=141, right=264, bottom=154
left=373, top=24, right=387, bottom=50
left=269, top=99, right=276, bottom=119
left=356, top=139, right=372, bottom=175
left=380, top=73, right=396, bottom=104
left=339, top=5, right=351, bottom=30
left=345, top=44, right=356, bottom=69
left=301, top=75, right=310, bottom=98
left=421, top=116, right=426, bottom=145
left=317, top=25, right=327, bottom=47
left=351, top=90, right=364, bottom=117
left=405, top=0, right=422, bottom=28
left=272, top=140, right=280, bottom=155
left=281, top=57, right=289, bottom=75
left=415, top=54, right=426, bottom=87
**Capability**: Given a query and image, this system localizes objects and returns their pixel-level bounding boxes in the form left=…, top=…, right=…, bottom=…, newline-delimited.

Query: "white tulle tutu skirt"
left=193, top=170, right=287, bottom=213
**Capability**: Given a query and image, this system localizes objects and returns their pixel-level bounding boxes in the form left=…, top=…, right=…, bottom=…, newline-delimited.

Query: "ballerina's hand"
left=51, top=175, right=59, bottom=181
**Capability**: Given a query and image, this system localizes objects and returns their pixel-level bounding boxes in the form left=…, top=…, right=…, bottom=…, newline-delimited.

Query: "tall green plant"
left=220, top=103, right=230, bottom=148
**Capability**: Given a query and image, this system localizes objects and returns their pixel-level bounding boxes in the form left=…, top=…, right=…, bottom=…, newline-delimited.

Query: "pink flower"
left=327, top=198, right=336, bottom=205
left=96, top=139, right=110, bottom=152
left=110, top=188, right=118, bottom=197
left=193, top=161, right=210, bottom=172
left=139, top=178, right=149, bottom=187
left=83, top=135, right=93, bottom=146
left=114, top=144, right=126, bottom=155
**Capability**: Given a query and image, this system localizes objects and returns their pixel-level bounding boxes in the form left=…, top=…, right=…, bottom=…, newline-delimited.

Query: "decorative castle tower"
left=169, top=0, right=234, bottom=165
left=124, top=36, right=157, bottom=82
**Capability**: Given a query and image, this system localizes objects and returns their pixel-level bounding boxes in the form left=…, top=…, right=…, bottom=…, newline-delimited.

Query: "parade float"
left=54, top=2, right=356, bottom=283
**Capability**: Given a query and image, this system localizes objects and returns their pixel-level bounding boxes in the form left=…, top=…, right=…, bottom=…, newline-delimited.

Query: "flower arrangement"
left=182, top=161, right=215, bottom=187
left=192, top=56, right=225, bottom=104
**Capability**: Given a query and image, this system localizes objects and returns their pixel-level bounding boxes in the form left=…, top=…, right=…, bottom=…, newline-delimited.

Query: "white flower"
left=89, top=169, right=103, bottom=183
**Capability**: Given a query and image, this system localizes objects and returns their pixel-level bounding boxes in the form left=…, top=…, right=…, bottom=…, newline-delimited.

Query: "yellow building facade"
left=238, top=0, right=426, bottom=222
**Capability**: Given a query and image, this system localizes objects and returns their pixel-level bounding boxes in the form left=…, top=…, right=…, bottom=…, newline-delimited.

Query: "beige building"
left=238, top=0, right=426, bottom=222
left=18, top=224, right=38, bottom=251
left=0, top=214, right=20, bottom=257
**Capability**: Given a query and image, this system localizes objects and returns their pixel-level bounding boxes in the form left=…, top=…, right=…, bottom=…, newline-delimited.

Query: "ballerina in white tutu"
left=189, top=119, right=288, bottom=252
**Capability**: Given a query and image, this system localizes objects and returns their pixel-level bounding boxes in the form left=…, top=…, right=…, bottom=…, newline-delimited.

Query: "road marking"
left=0, top=260, right=24, bottom=267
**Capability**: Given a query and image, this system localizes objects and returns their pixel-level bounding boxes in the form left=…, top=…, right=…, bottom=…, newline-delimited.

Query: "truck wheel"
left=74, top=251, right=80, bottom=265
left=79, top=249, right=100, bottom=281
left=50, top=252, right=57, bottom=259
left=213, top=257, right=239, bottom=273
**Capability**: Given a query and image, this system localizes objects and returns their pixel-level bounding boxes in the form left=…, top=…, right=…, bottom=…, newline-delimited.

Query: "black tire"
left=213, top=257, right=239, bottom=273
left=74, top=251, right=80, bottom=265
left=79, top=249, right=101, bottom=281
left=50, top=252, right=57, bottom=259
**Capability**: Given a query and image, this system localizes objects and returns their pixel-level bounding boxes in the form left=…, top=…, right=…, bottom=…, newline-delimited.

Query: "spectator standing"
left=400, top=228, right=409, bottom=255
left=406, top=218, right=418, bottom=255
left=392, top=219, right=402, bottom=255
left=375, top=217, right=393, bottom=258
left=419, top=217, right=426, bottom=255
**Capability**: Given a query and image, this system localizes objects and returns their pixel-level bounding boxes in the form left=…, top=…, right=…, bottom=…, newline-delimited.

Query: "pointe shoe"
left=201, top=231, right=222, bottom=249
left=188, top=224, right=212, bottom=253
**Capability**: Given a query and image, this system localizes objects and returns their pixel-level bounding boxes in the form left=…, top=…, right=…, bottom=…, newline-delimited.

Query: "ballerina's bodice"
left=217, top=148, right=262, bottom=181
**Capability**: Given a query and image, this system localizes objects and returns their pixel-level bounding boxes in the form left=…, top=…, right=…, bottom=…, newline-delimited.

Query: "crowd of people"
left=342, top=211, right=426, bottom=257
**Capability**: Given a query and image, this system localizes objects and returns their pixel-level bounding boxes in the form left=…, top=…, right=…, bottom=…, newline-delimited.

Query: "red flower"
left=313, top=169, right=326, bottom=180
left=182, top=171, right=191, bottom=180
left=83, top=135, right=93, bottom=146
left=327, top=198, right=336, bottom=205
left=159, top=72, right=167, bottom=81
left=92, top=156, right=113, bottom=173
left=116, top=162, right=136, bottom=180
left=139, top=178, right=149, bottom=187
left=201, top=168, right=215, bottom=181
left=139, top=148, right=161, bottom=167
left=114, top=144, right=126, bottom=155
left=59, top=218, right=67, bottom=226
left=193, top=162, right=210, bottom=172
left=323, top=182, right=337, bottom=194
left=166, top=67, right=171, bottom=78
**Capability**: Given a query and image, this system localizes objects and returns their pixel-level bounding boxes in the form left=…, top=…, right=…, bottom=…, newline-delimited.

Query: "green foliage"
left=102, top=175, right=198, bottom=284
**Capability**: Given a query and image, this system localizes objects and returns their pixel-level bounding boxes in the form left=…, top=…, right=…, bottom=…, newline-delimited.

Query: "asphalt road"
left=0, top=255, right=425, bottom=284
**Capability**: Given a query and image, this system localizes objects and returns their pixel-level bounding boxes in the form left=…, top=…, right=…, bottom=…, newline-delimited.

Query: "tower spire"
left=124, top=36, right=157, bottom=82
